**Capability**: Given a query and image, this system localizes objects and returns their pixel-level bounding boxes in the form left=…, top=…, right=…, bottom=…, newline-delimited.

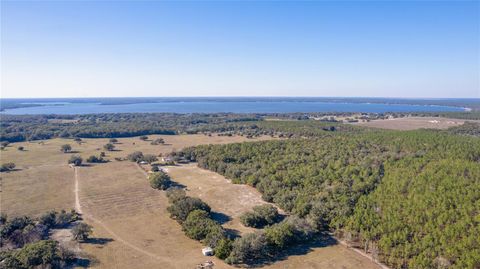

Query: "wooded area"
left=179, top=126, right=480, bottom=268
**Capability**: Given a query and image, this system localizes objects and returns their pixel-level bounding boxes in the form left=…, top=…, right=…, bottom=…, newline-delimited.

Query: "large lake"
left=0, top=99, right=466, bottom=114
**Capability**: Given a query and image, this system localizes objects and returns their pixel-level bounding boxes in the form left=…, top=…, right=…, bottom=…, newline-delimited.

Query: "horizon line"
left=1, top=96, right=479, bottom=100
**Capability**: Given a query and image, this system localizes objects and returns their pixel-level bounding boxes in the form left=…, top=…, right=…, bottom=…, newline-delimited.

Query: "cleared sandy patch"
left=167, top=163, right=275, bottom=235
left=352, top=117, right=468, bottom=130
left=264, top=241, right=382, bottom=269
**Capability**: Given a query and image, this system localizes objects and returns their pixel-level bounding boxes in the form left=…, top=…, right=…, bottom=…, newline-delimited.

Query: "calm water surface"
left=0, top=101, right=465, bottom=114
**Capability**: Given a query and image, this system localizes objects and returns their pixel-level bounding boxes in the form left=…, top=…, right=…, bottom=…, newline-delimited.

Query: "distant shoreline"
left=1, top=97, right=477, bottom=114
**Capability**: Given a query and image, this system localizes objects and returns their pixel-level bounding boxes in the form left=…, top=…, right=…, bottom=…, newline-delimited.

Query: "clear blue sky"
left=1, top=1, right=479, bottom=98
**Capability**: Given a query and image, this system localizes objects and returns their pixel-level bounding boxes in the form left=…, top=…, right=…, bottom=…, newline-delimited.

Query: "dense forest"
left=179, top=128, right=480, bottom=268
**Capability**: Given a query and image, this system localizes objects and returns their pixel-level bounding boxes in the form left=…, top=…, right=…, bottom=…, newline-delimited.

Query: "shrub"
left=109, top=138, right=118, bottom=143
left=39, top=212, right=57, bottom=228
left=60, top=144, right=72, bottom=153
left=127, top=151, right=144, bottom=162
left=167, top=197, right=211, bottom=222
left=151, top=138, right=165, bottom=145
left=149, top=171, right=171, bottom=190
left=204, top=225, right=227, bottom=248
left=86, top=155, right=105, bottom=163
left=72, top=223, right=92, bottom=242
left=10, top=240, right=61, bottom=268
left=39, top=210, right=79, bottom=229
left=0, top=162, right=16, bottom=172
left=264, top=221, right=295, bottom=249
left=240, top=204, right=279, bottom=228
left=182, top=210, right=218, bottom=240
left=17, top=146, right=24, bottom=151
left=1, top=216, right=34, bottom=240
left=215, top=238, right=233, bottom=259
left=165, top=187, right=186, bottom=203
left=68, top=155, right=82, bottom=166
left=103, top=143, right=115, bottom=151
left=143, top=154, right=158, bottom=164
left=139, top=135, right=148, bottom=141
left=226, top=232, right=269, bottom=264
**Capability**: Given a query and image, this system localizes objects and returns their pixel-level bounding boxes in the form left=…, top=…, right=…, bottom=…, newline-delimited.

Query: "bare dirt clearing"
left=167, top=163, right=277, bottom=235
left=352, top=117, right=470, bottom=130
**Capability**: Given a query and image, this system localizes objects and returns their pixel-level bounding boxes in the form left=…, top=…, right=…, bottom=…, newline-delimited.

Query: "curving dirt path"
left=73, top=166, right=175, bottom=266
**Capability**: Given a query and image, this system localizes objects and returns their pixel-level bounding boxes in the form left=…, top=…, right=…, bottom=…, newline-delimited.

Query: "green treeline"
left=2, top=113, right=478, bottom=142
left=0, top=113, right=261, bottom=142
left=179, top=130, right=480, bottom=268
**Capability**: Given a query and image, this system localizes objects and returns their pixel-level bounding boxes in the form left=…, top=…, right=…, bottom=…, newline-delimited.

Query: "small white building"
left=202, top=247, right=214, bottom=256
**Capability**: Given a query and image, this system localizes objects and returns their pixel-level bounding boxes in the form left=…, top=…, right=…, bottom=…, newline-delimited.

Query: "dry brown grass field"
left=351, top=116, right=471, bottom=130
left=1, top=134, right=381, bottom=269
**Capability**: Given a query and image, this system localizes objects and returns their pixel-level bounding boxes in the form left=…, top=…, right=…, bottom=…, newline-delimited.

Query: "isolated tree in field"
left=68, top=155, right=82, bottom=166
left=100, top=151, right=106, bottom=157
left=149, top=171, right=171, bottom=190
left=0, top=163, right=16, bottom=172
left=72, top=223, right=92, bottom=241
left=73, top=138, right=82, bottom=143
left=151, top=138, right=165, bottom=145
left=109, top=138, right=118, bottom=143
left=127, top=151, right=144, bottom=162
left=103, top=143, right=115, bottom=151
left=86, top=155, right=105, bottom=163
left=17, top=146, right=24, bottom=151
left=60, top=144, right=72, bottom=153
left=139, top=135, right=148, bottom=141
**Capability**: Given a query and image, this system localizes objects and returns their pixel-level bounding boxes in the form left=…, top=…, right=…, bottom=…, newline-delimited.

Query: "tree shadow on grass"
left=1, top=168, right=22, bottom=173
left=169, top=181, right=187, bottom=189
left=210, top=211, right=232, bottom=225
left=73, top=253, right=99, bottom=268
left=224, top=228, right=241, bottom=239
left=84, top=237, right=114, bottom=245
left=74, top=257, right=93, bottom=268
